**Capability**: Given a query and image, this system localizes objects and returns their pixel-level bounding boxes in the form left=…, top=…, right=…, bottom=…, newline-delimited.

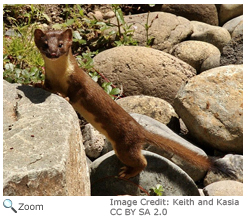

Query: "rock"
left=203, top=180, right=243, bottom=196
left=82, top=123, right=105, bottom=159
left=117, top=95, right=180, bottom=132
left=93, top=46, right=196, bottom=105
left=174, top=65, right=243, bottom=153
left=86, top=156, right=92, bottom=171
left=103, top=11, right=115, bottom=20
left=171, top=40, right=220, bottom=73
left=198, top=189, right=205, bottom=196
left=222, top=15, right=243, bottom=35
left=88, top=10, right=103, bottom=20
left=204, top=154, right=243, bottom=186
left=220, top=34, right=243, bottom=66
left=190, top=21, right=231, bottom=51
left=106, top=12, right=193, bottom=52
left=161, top=4, right=218, bottom=25
left=90, top=150, right=200, bottom=196
left=219, top=4, right=243, bottom=25
left=3, top=80, right=90, bottom=196
left=232, top=20, right=243, bottom=38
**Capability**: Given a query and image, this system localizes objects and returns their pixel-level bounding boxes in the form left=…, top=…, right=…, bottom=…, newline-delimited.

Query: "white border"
left=1, top=1, right=246, bottom=218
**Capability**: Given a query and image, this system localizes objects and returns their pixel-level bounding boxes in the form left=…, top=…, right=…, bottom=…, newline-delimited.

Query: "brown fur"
left=34, top=29, right=219, bottom=179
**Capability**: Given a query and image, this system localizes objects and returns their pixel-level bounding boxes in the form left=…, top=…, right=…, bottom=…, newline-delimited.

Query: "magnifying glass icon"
left=3, top=199, right=17, bottom=213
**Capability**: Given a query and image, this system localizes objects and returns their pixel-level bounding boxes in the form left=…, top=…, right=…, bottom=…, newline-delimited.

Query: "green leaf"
left=42, top=13, right=51, bottom=22
left=76, top=4, right=84, bottom=17
left=102, top=82, right=112, bottom=94
left=96, top=22, right=106, bottom=26
left=52, top=23, right=63, bottom=29
left=79, top=39, right=87, bottom=45
left=110, top=87, right=120, bottom=96
left=93, top=76, right=100, bottom=82
left=66, top=19, right=74, bottom=26
left=73, top=30, right=82, bottom=40
left=116, top=8, right=125, bottom=25
left=5, top=63, right=15, bottom=72
left=14, top=68, right=22, bottom=78
left=89, top=72, right=100, bottom=82
left=108, top=30, right=116, bottom=35
left=22, top=69, right=29, bottom=77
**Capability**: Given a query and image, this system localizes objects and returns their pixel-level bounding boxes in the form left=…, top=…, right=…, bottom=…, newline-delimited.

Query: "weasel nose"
left=51, top=52, right=57, bottom=57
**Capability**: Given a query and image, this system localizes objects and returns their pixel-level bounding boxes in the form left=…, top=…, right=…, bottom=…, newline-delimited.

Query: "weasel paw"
left=119, top=166, right=128, bottom=178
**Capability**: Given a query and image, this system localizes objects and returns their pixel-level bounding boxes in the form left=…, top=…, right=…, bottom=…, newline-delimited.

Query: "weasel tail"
left=144, top=130, right=212, bottom=169
left=144, top=130, right=236, bottom=178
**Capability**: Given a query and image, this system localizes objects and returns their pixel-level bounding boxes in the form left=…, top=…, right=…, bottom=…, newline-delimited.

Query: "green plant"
left=101, top=82, right=121, bottom=99
left=144, top=11, right=158, bottom=46
left=3, top=4, right=50, bottom=28
left=76, top=51, right=121, bottom=99
left=3, top=24, right=44, bottom=84
left=3, top=4, right=129, bottom=97
left=3, top=62, right=44, bottom=84
left=149, top=184, right=164, bottom=196
left=111, top=4, right=138, bottom=46
left=52, top=5, right=113, bottom=52
left=24, top=4, right=50, bottom=25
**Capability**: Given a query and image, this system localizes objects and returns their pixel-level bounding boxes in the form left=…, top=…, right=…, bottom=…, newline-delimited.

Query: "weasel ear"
left=62, top=29, right=73, bottom=44
left=34, top=29, right=45, bottom=40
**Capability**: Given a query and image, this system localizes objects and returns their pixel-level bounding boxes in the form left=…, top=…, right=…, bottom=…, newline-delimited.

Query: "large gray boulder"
left=3, top=80, right=90, bottom=196
left=174, top=65, right=243, bottom=153
left=90, top=150, right=200, bottom=196
left=107, top=11, right=193, bottom=52
left=93, top=46, right=196, bottom=105
left=161, top=4, right=218, bottom=25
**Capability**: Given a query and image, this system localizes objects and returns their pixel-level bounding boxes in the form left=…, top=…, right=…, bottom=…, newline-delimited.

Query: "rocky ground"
left=3, top=4, right=243, bottom=196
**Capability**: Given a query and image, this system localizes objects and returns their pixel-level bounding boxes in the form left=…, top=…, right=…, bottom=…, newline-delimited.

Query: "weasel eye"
left=58, top=43, right=63, bottom=48
left=43, top=41, right=48, bottom=49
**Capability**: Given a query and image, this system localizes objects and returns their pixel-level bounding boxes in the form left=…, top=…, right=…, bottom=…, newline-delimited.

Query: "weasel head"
left=34, top=29, right=73, bottom=60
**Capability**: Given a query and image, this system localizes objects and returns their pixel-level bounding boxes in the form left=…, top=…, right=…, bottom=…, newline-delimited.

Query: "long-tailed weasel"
left=34, top=29, right=234, bottom=179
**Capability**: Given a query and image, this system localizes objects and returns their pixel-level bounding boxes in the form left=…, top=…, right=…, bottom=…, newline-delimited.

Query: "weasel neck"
left=43, top=48, right=77, bottom=95
left=43, top=48, right=76, bottom=77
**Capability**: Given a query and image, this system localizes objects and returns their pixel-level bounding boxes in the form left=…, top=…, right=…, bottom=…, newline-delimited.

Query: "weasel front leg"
left=34, top=80, right=70, bottom=102
left=56, top=92, right=70, bottom=102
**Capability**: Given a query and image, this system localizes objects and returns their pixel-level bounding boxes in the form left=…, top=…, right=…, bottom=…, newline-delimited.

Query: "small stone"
left=203, top=180, right=243, bottom=196
left=171, top=40, right=220, bottom=73
left=103, top=11, right=115, bottom=20
left=219, top=4, right=243, bottom=25
left=190, top=21, right=231, bottom=51
left=82, top=123, right=105, bottom=159
left=222, top=15, right=243, bottom=35
left=117, top=95, right=180, bottom=132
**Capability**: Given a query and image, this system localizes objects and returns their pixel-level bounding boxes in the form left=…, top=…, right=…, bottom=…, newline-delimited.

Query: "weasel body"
left=34, top=29, right=233, bottom=179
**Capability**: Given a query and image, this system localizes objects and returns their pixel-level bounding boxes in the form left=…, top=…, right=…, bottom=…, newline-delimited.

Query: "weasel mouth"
left=46, top=54, right=59, bottom=59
